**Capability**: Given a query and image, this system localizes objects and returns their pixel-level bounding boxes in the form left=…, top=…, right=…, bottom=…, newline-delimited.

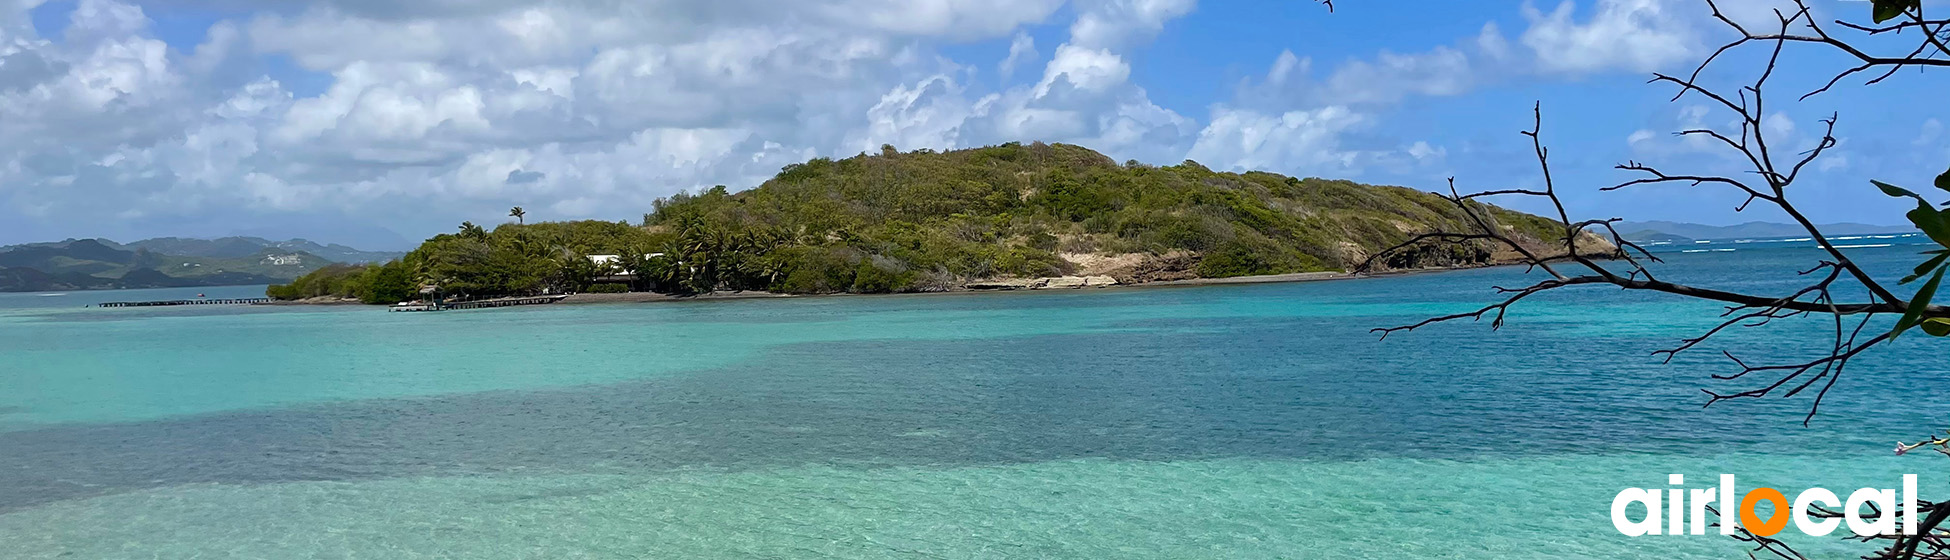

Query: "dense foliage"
left=264, top=261, right=417, bottom=304
left=267, top=220, right=655, bottom=302
left=273, top=142, right=1574, bottom=300
left=639, top=142, right=1567, bottom=293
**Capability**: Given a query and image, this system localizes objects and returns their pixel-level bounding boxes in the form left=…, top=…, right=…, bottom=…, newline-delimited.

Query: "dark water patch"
left=639, top=290, right=1188, bottom=325
left=24, top=306, right=348, bottom=324
left=3, top=312, right=1939, bottom=514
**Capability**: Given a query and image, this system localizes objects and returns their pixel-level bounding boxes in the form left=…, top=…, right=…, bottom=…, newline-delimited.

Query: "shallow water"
left=1, top=246, right=1943, bottom=558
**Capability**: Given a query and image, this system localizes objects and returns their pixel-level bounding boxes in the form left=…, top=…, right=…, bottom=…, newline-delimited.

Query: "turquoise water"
left=2, top=246, right=1945, bottom=558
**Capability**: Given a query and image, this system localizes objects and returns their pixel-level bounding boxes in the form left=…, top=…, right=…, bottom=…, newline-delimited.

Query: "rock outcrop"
left=968, top=275, right=1120, bottom=290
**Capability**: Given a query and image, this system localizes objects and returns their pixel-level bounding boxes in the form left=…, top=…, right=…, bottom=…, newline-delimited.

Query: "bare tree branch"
left=1361, top=0, right=1950, bottom=557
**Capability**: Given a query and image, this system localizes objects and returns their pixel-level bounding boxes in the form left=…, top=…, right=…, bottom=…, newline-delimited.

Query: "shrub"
left=359, top=261, right=416, bottom=304
left=773, top=246, right=862, bottom=294
left=1196, top=243, right=1275, bottom=278
left=586, top=283, right=629, bottom=293
left=851, top=257, right=913, bottom=293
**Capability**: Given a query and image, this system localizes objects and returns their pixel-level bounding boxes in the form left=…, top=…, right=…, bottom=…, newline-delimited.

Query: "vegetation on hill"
left=0, top=238, right=339, bottom=292
left=122, top=237, right=405, bottom=264
left=270, top=142, right=1594, bottom=302
left=269, top=220, right=652, bottom=303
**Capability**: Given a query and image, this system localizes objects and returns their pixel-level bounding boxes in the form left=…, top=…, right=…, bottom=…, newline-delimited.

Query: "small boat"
left=390, top=302, right=440, bottom=312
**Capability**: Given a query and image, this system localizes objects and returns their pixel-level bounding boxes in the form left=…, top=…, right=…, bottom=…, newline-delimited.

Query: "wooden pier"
left=390, top=295, right=566, bottom=312
left=96, top=298, right=273, bottom=308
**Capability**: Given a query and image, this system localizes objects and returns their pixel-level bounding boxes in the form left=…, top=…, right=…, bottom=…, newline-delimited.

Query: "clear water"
left=1, top=247, right=1944, bottom=558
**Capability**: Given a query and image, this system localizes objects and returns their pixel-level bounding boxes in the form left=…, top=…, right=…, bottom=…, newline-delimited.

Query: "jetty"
left=96, top=298, right=272, bottom=308
left=390, top=295, right=566, bottom=312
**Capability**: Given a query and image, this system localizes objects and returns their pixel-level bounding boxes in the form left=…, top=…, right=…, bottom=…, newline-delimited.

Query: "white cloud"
left=1175, top=0, right=1726, bottom=182
left=0, top=0, right=1071, bottom=242
left=1626, top=129, right=1656, bottom=147
left=1067, top=0, right=1196, bottom=50
left=835, top=0, right=1199, bottom=166
left=999, top=31, right=1036, bottom=80
left=1190, top=21, right=1520, bottom=177
left=1036, top=44, right=1130, bottom=94
left=851, top=75, right=973, bottom=152
left=1184, top=106, right=1369, bottom=173
left=0, top=0, right=1863, bottom=245
left=828, top=0, right=1065, bottom=39
left=1320, top=45, right=1475, bottom=105
left=1817, top=153, right=1849, bottom=172
left=1407, top=140, right=1446, bottom=163
left=1521, top=0, right=1696, bottom=74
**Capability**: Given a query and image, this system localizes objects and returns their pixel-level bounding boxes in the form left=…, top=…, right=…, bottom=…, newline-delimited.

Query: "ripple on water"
left=0, top=455, right=1908, bottom=559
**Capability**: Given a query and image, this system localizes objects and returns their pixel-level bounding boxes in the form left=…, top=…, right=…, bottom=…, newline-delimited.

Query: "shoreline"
left=46, top=262, right=1500, bottom=308
left=548, top=264, right=1488, bottom=306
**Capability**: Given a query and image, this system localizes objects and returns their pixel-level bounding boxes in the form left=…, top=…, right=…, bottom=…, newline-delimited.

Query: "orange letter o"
left=1741, top=488, right=1790, bottom=537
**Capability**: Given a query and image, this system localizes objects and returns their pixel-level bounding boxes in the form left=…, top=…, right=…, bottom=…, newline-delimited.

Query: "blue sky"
left=0, top=0, right=1942, bottom=249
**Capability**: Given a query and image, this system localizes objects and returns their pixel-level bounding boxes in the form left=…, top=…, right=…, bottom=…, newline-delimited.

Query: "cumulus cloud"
left=999, top=31, right=1037, bottom=80
left=847, top=0, right=1199, bottom=165
left=848, top=75, right=973, bottom=153
left=0, top=0, right=1069, bottom=244
left=0, top=0, right=1777, bottom=246
left=1521, top=0, right=1696, bottom=74
left=1186, top=106, right=1369, bottom=173
left=1188, top=0, right=1724, bottom=179
left=1190, top=22, right=1521, bottom=176
left=1067, top=0, right=1197, bottom=50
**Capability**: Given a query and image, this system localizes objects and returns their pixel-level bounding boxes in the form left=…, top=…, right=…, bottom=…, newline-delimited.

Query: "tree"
left=1359, top=1, right=1949, bottom=558
left=458, top=221, right=487, bottom=240
left=509, top=206, right=526, bottom=224
left=610, top=245, right=655, bottom=292
left=551, top=249, right=604, bottom=293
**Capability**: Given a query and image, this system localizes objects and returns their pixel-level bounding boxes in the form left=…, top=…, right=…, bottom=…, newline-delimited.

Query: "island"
left=269, top=142, right=1615, bottom=305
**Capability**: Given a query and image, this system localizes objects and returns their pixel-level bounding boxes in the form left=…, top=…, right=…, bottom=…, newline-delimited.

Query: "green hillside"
left=0, top=239, right=336, bottom=292
left=644, top=142, right=1582, bottom=291
left=275, top=142, right=1605, bottom=303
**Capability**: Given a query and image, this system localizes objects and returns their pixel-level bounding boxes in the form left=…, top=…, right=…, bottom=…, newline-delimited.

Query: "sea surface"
left=1, top=243, right=1946, bottom=559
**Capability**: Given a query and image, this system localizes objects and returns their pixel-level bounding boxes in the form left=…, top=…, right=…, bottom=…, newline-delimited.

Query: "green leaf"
left=1877, top=180, right=1924, bottom=201
left=1936, top=166, right=1950, bottom=194
left=1893, top=266, right=1944, bottom=340
left=1907, top=204, right=1950, bottom=248
left=1874, top=0, right=1919, bottom=23
left=1923, top=318, right=1950, bottom=338
left=1888, top=178, right=1950, bottom=247
left=1903, top=251, right=1950, bottom=284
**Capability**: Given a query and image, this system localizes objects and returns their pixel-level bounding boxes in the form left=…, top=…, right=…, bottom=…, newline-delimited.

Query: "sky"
left=0, top=0, right=1943, bottom=250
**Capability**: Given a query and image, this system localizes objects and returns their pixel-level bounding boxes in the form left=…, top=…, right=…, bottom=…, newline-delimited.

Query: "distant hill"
left=123, top=237, right=404, bottom=264
left=0, top=236, right=369, bottom=292
left=1616, top=221, right=1917, bottom=243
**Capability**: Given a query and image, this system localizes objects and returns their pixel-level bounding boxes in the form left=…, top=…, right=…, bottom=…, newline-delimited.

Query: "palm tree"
left=458, top=221, right=487, bottom=240
left=509, top=206, right=526, bottom=224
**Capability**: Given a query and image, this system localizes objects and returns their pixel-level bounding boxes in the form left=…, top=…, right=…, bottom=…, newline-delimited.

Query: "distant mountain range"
left=115, top=237, right=403, bottom=264
left=1615, top=221, right=1917, bottom=243
left=0, top=236, right=404, bottom=292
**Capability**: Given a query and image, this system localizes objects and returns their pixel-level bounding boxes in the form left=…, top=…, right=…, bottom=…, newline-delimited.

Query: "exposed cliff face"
left=1032, top=229, right=1617, bottom=287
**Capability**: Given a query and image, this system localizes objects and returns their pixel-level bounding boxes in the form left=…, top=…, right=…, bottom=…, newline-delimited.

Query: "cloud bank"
left=0, top=0, right=1774, bottom=246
